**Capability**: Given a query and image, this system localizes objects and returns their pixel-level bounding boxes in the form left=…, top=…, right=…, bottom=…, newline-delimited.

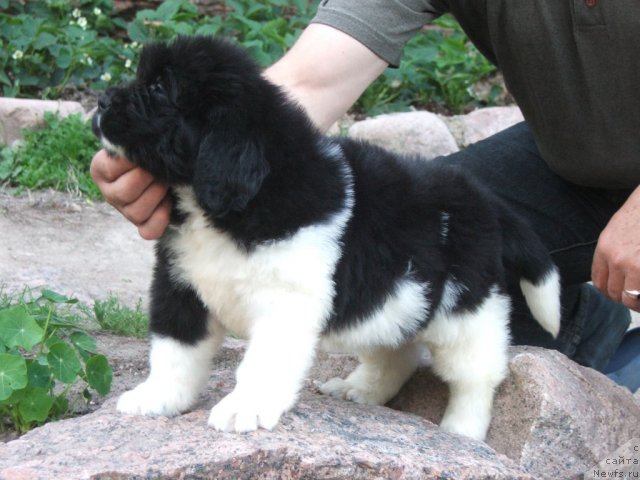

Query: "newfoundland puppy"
left=93, top=36, right=560, bottom=440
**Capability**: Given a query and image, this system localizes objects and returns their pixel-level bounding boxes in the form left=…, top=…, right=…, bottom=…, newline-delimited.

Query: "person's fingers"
left=101, top=167, right=158, bottom=209
left=90, top=149, right=136, bottom=185
left=621, top=264, right=640, bottom=312
left=90, top=149, right=171, bottom=239
left=119, top=180, right=169, bottom=226
left=591, top=246, right=610, bottom=296
left=136, top=195, right=173, bottom=241
left=606, top=265, right=625, bottom=303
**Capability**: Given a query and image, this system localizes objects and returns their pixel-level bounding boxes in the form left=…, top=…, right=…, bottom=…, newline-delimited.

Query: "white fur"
left=321, top=278, right=430, bottom=352
left=320, top=341, right=426, bottom=406
left=162, top=180, right=354, bottom=432
left=99, top=132, right=127, bottom=159
left=117, top=330, right=223, bottom=416
left=439, top=275, right=468, bottom=314
left=520, top=268, right=561, bottom=338
left=320, top=283, right=511, bottom=441
left=420, top=286, right=511, bottom=440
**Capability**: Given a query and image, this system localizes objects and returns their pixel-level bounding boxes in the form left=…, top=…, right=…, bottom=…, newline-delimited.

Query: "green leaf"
left=41, top=289, right=77, bottom=304
left=18, top=387, right=54, bottom=423
left=155, top=0, right=183, bottom=20
left=0, top=386, right=26, bottom=406
left=85, top=355, right=112, bottom=396
left=0, top=70, right=10, bottom=86
left=0, top=306, right=45, bottom=350
left=27, top=360, right=52, bottom=389
left=33, top=32, right=56, bottom=50
left=50, top=393, right=69, bottom=418
left=55, top=48, right=72, bottom=68
left=127, top=21, right=150, bottom=43
left=0, top=353, right=28, bottom=401
left=47, top=342, right=81, bottom=384
left=70, top=331, right=97, bottom=354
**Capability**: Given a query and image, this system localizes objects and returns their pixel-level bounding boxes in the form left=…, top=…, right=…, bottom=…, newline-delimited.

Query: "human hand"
left=592, top=186, right=640, bottom=311
left=90, top=149, right=171, bottom=240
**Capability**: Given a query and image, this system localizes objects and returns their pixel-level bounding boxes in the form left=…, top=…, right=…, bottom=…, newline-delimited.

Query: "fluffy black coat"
left=94, top=36, right=553, bottom=341
left=93, top=36, right=560, bottom=439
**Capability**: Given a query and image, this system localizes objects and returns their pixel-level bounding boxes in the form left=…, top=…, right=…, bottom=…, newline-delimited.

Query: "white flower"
left=77, top=17, right=88, bottom=29
left=125, top=59, right=132, bottom=69
left=130, top=41, right=140, bottom=49
left=93, top=7, right=102, bottom=15
left=81, top=54, right=93, bottom=66
left=72, top=8, right=81, bottom=18
left=12, top=50, right=24, bottom=60
left=100, top=72, right=112, bottom=82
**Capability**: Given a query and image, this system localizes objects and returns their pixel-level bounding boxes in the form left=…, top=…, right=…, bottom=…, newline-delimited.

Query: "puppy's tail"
left=498, top=206, right=561, bottom=338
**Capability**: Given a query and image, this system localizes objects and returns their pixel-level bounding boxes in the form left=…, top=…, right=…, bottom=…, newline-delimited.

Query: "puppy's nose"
left=98, top=94, right=112, bottom=111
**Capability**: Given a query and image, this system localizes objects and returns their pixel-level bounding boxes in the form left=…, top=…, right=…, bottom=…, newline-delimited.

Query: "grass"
left=0, top=112, right=102, bottom=199
left=0, top=287, right=149, bottom=338
left=93, top=295, right=149, bottom=338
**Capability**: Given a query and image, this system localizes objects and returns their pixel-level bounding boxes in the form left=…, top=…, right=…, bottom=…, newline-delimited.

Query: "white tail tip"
left=519, top=268, right=561, bottom=338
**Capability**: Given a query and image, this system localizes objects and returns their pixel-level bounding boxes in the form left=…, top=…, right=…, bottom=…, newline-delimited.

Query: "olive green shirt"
left=312, top=0, right=640, bottom=189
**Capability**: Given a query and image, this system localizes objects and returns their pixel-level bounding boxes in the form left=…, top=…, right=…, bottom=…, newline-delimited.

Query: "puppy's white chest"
left=166, top=187, right=347, bottom=337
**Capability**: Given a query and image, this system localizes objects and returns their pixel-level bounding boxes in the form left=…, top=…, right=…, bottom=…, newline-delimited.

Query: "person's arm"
left=591, top=185, right=640, bottom=311
left=265, top=24, right=388, bottom=131
left=90, top=23, right=387, bottom=239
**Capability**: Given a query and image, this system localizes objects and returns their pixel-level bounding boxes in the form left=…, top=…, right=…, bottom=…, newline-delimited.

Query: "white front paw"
left=208, top=388, right=293, bottom=433
left=117, top=380, right=196, bottom=417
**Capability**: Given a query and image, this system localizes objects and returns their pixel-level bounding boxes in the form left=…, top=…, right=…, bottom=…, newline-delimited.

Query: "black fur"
left=94, top=35, right=556, bottom=345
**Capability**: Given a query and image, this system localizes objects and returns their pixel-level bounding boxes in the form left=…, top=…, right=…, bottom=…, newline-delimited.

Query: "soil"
left=0, top=187, right=154, bottom=309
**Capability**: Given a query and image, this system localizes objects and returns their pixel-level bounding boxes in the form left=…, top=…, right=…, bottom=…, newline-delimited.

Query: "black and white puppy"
left=93, top=36, right=561, bottom=441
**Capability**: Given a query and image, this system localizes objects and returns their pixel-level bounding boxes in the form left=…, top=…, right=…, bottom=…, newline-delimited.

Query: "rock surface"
left=390, top=347, right=640, bottom=479
left=0, top=98, right=86, bottom=146
left=348, top=111, right=460, bottom=159
left=1, top=338, right=639, bottom=480
left=442, top=106, right=525, bottom=147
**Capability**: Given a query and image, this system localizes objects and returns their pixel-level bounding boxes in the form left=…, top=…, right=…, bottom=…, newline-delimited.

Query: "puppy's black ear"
left=193, top=132, right=270, bottom=217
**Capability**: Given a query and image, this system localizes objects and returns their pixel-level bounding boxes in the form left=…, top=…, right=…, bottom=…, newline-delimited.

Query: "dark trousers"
left=434, top=122, right=632, bottom=371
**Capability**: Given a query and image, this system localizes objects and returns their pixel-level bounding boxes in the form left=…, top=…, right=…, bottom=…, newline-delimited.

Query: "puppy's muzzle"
left=92, top=90, right=115, bottom=136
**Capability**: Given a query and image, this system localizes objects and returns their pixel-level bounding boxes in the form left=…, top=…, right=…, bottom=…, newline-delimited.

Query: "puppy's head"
left=93, top=36, right=271, bottom=216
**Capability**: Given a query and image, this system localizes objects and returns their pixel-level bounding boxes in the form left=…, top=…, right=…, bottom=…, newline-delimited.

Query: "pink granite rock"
left=0, top=340, right=530, bottom=480
left=0, top=98, right=86, bottom=146
left=389, top=346, right=640, bottom=479
left=442, top=106, right=525, bottom=147
left=348, top=111, right=459, bottom=159
left=1, top=339, right=637, bottom=480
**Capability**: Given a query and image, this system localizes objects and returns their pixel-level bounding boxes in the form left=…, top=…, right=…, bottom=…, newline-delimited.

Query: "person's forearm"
left=264, top=24, right=388, bottom=131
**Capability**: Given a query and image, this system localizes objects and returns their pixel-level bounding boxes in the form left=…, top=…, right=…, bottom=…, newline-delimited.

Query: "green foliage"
left=358, top=16, right=498, bottom=114
left=126, top=0, right=314, bottom=66
left=1, top=1, right=501, bottom=114
left=0, top=0, right=135, bottom=98
left=0, top=112, right=102, bottom=199
left=94, top=296, right=149, bottom=338
left=0, top=289, right=112, bottom=433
